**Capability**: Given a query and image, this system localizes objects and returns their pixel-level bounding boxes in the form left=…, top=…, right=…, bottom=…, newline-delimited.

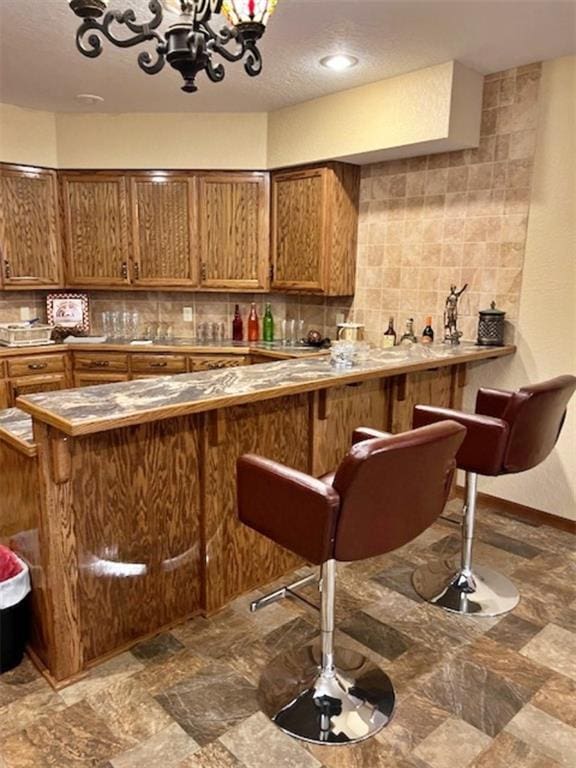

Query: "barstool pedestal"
left=257, top=561, right=395, bottom=744
left=412, top=472, right=519, bottom=617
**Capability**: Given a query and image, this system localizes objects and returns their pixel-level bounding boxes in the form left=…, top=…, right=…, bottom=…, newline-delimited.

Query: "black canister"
left=477, top=301, right=506, bottom=346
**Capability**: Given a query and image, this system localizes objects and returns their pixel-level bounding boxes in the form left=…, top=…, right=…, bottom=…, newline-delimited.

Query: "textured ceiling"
left=0, top=0, right=575, bottom=113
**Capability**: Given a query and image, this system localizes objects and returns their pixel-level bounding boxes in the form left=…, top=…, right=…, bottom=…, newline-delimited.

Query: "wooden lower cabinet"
left=190, top=355, right=248, bottom=371
left=9, top=374, right=68, bottom=402
left=131, top=354, right=187, bottom=375
left=74, top=373, right=130, bottom=387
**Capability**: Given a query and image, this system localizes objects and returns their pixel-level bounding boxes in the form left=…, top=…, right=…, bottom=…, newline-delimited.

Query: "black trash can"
left=0, top=554, right=30, bottom=674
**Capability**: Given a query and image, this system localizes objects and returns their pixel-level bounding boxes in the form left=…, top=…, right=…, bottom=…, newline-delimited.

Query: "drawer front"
left=131, top=354, right=187, bottom=374
left=0, top=360, right=5, bottom=378
left=73, top=352, right=129, bottom=373
left=10, top=374, right=67, bottom=402
left=8, top=354, right=67, bottom=378
left=74, top=373, right=130, bottom=388
left=190, top=355, right=247, bottom=371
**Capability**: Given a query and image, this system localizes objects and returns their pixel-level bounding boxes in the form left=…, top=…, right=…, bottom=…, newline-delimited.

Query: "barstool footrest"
left=250, top=572, right=319, bottom=613
left=412, top=559, right=519, bottom=617
left=258, top=644, right=395, bottom=745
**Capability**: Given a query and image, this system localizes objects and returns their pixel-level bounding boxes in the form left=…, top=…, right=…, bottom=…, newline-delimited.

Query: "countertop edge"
left=16, top=346, right=515, bottom=438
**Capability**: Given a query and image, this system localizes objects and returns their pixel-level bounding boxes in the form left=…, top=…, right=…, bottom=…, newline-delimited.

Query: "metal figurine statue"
left=443, top=283, right=468, bottom=345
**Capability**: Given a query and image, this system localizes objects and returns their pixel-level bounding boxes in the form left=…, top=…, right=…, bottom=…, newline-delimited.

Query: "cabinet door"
left=130, top=175, right=197, bottom=287
left=271, top=168, right=328, bottom=292
left=61, top=174, right=130, bottom=286
left=198, top=173, right=269, bottom=291
left=9, top=373, right=68, bottom=404
left=0, top=165, right=62, bottom=287
left=74, top=373, right=129, bottom=388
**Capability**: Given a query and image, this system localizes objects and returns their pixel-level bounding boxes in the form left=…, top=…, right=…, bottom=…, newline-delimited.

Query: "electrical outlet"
left=20, top=307, right=31, bottom=321
left=183, top=307, right=193, bottom=322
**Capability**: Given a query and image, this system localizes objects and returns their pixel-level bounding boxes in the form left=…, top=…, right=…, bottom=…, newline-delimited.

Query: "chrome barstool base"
left=412, top=560, right=520, bottom=617
left=258, top=644, right=395, bottom=745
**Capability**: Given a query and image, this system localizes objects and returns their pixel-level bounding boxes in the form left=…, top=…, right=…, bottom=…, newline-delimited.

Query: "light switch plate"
left=20, top=307, right=31, bottom=321
left=183, top=307, right=193, bottom=322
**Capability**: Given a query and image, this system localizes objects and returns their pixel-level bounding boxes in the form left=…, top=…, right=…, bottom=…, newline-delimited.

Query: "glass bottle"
left=399, top=318, right=417, bottom=346
left=232, top=304, right=243, bottom=341
left=263, top=302, right=274, bottom=342
left=421, top=316, right=434, bottom=344
left=248, top=302, right=259, bottom=342
left=382, top=316, right=396, bottom=347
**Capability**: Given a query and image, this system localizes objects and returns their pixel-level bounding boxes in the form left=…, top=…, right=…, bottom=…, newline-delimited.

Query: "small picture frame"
left=46, top=293, right=90, bottom=333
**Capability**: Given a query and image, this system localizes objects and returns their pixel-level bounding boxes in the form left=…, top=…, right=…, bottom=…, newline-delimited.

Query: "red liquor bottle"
left=232, top=304, right=243, bottom=341
left=248, top=302, right=259, bottom=341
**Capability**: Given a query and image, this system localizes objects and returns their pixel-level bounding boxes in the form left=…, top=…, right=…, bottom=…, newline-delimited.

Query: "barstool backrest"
left=501, top=375, right=576, bottom=473
left=331, top=421, right=466, bottom=561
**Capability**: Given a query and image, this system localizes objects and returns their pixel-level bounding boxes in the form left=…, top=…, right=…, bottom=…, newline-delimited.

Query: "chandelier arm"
left=244, top=42, right=263, bottom=77
left=201, top=20, right=246, bottom=63
left=76, top=6, right=165, bottom=59
left=137, top=48, right=167, bottom=75
left=205, top=57, right=226, bottom=83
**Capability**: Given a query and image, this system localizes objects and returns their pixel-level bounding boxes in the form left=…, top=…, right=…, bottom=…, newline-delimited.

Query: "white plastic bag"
left=0, top=556, right=30, bottom=610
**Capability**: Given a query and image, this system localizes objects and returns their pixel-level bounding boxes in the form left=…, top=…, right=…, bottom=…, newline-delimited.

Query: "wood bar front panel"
left=203, top=395, right=308, bottom=612
left=311, top=379, right=392, bottom=477
left=70, top=416, right=203, bottom=662
left=391, top=368, right=455, bottom=433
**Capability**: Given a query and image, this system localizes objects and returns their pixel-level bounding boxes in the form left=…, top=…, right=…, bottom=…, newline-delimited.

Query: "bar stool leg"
left=412, top=472, right=520, bottom=617
left=257, top=560, right=395, bottom=744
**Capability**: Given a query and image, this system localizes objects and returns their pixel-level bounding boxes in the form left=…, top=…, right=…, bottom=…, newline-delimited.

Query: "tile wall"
left=0, top=64, right=541, bottom=345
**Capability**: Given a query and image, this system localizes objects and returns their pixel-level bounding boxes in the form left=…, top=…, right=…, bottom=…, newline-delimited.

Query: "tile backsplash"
left=0, top=64, right=541, bottom=346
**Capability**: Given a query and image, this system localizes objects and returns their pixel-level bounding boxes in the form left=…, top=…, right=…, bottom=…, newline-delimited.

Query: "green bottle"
left=263, top=302, right=274, bottom=342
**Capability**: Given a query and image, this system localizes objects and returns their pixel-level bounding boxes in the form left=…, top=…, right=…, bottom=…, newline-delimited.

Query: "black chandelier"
left=68, top=0, right=278, bottom=93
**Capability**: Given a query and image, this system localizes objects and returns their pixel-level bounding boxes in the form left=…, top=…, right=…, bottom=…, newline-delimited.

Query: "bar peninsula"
left=0, top=343, right=513, bottom=685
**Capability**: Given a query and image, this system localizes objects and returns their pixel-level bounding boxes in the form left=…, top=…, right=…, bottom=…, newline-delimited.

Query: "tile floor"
left=0, top=498, right=574, bottom=768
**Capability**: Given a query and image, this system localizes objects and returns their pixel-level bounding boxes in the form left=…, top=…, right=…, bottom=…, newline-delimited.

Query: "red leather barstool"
left=412, top=375, right=576, bottom=617
left=237, top=421, right=466, bottom=745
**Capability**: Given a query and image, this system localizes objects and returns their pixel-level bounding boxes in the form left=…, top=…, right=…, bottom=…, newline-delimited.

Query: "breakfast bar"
left=0, top=344, right=513, bottom=685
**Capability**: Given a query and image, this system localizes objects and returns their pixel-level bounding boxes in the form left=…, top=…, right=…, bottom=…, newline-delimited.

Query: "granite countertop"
left=14, top=343, right=515, bottom=438
left=0, top=408, right=35, bottom=455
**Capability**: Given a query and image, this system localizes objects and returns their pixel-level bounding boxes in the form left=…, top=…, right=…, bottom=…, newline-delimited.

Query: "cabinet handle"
left=88, top=360, right=110, bottom=368
left=133, top=262, right=140, bottom=281
left=269, top=264, right=274, bottom=282
left=201, top=263, right=207, bottom=281
left=149, top=362, right=168, bottom=368
left=4, top=260, right=11, bottom=279
left=120, top=262, right=128, bottom=279
left=28, top=363, right=47, bottom=370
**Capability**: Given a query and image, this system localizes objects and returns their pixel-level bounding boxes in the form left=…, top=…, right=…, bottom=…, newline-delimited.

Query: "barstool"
left=236, top=421, right=466, bottom=745
left=412, top=375, right=576, bottom=617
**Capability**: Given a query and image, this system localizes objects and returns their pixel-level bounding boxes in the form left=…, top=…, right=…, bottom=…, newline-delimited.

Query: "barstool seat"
left=237, top=421, right=466, bottom=745
left=412, top=375, right=576, bottom=617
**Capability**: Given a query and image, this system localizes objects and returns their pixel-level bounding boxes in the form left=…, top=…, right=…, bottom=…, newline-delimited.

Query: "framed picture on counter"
left=46, top=293, right=90, bottom=333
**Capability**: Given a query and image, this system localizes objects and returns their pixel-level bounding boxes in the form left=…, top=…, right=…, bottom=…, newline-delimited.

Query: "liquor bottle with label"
left=232, top=304, right=243, bottom=341
left=263, top=303, right=274, bottom=342
left=399, top=318, right=418, bottom=346
left=248, top=302, right=259, bottom=342
left=421, top=316, right=434, bottom=344
left=382, top=317, right=397, bottom=347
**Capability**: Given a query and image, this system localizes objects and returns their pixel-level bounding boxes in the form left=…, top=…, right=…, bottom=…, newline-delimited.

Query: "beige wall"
left=54, top=112, right=268, bottom=170
left=267, top=61, right=483, bottom=168
left=465, top=56, right=576, bottom=520
left=0, top=103, right=58, bottom=167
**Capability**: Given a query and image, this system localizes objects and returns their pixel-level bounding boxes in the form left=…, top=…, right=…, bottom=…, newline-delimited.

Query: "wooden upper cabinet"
left=130, top=175, right=197, bottom=287
left=271, top=163, right=360, bottom=296
left=197, top=173, right=269, bottom=291
left=61, top=173, right=131, bottom=286
left=0, top=165, right=62, bottom=288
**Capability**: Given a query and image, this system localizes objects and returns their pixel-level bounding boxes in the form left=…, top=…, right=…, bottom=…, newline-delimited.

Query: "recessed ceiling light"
left=320, top=54, right=359, bottom=72
left=75, top=93, right=104, bottom=105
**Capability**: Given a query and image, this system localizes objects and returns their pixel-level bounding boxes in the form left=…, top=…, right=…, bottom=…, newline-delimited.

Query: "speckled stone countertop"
left=0, top=408, right=35, bottom=455
left=12, top=343, right=514, bottom=438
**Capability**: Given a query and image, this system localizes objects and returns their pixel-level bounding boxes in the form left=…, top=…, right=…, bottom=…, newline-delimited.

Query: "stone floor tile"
left=340, top=611, right=413, bottom=661
left=485, top=613, right=542, bottom=650
left=506, top=704, right=576, bottom=767
left=178, top=741, right=245, bottom=768
left=0, top=689, right=67, bottom=740
left=262, top=615, right=319, bottom=656
left=531, top=673, right=576, bottom=728
left=463, top=635, right=551, bottom=694
left=59, top=652, right=145, bottom=706
left=0, top=658, right=48, bottom=708
left=110, top=722, right=199, bottom=768
left=412, top=717, right=491, bottom=768
left=135, top=648, right=207, bottom=696
left=130, top=632, right=185, bottom=663
left=155, top=661, right=259, bottom=746
left=0, top=700, right=131, bottom=768
left=520, top=623, right=576, bottom=681
left=470, top=730, right=561, bottom=767
left=375, top=693, right=450, bottom=758
left=220, top=711, right=322, bottom=768
left=87, top=676, right=174, bottom=744
left=308, top=735, right=410, bottom=767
